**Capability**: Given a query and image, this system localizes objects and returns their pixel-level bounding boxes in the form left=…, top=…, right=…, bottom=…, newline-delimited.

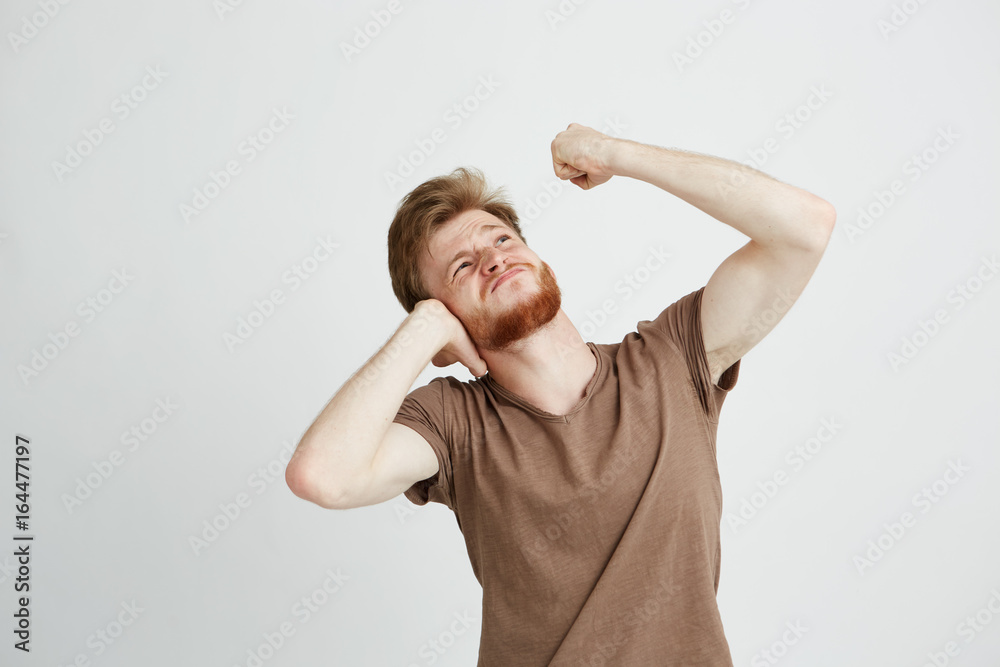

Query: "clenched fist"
left=550, top=122, right=620, bottom=190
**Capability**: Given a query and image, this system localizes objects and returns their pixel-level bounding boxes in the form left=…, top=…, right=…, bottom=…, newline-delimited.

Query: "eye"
left=453, top=235, right=511, bottom=277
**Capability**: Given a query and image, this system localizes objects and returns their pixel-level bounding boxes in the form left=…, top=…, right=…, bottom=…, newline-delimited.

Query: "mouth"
left=491, top=267, right=525, bottom=293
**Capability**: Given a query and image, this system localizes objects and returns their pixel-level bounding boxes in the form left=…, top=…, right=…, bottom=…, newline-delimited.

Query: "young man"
left=285, top=123, right=836, bottom=665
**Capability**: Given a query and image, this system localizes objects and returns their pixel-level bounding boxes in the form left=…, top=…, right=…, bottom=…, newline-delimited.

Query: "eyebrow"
left=446, top=223, right=508, bottom=277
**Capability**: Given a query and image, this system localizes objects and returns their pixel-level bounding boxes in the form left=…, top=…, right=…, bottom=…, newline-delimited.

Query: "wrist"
left=605, top=137, right=642, bottom=179
left=407, top=299, right=453, bottom=349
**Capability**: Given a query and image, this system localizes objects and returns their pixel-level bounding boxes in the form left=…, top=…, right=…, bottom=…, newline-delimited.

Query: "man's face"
left=419, top=209, right=562, bottom=352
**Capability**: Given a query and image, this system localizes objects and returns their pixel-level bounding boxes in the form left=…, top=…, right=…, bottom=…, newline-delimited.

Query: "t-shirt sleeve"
left=639, top=285, right=740, bottom=423
left=391, top=377, right=457, bottom=509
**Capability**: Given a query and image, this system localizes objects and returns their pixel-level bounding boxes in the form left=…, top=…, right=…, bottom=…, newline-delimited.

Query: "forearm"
left=607, top=139, right=835, bottom=251
left=286, top=304, right=444, bottom=507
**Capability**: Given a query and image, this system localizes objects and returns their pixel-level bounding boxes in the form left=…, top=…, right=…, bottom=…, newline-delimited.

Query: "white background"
left=2, top=0, right=999, bottom=665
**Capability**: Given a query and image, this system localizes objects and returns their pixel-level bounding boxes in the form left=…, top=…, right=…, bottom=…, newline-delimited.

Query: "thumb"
left=469, top=346, right=488, bottom=377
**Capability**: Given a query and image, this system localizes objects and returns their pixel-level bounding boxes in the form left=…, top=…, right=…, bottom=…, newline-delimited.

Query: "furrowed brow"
left=446, top=223, right=507, bottom=276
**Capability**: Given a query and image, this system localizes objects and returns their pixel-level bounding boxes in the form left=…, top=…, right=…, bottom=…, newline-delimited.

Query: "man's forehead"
left=426, top=211, right=507, bottom=261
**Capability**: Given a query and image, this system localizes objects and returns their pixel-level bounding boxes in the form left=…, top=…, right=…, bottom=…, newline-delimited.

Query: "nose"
left=478, top=244, right=509, bottom=274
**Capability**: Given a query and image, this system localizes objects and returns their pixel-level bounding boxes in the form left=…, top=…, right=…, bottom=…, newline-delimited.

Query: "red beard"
left=463, top=261, right=562, bottom=352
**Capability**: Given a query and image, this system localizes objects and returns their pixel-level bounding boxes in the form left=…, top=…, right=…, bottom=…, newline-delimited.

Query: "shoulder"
left=620, top=287, right=704, bottom=356
left=402, top=374, right=489, bottom=409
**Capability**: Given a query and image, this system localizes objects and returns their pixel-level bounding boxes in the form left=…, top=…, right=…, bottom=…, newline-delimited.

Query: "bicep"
left=340, top=423, right=440, bottom=509
left=701, top=238, right=828, bottom=385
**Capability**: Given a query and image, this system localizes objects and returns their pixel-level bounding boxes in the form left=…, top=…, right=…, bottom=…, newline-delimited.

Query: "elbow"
left=796, top=196, right=837, bottom=253
left=284, top=459, right=310, bottom=500
left=821, top=196, right=837, bottom=226
left=812, top=197, right=837, bottom=248
left=285, top=453, right=345, bottom=510
left=767, top=196, right=837, bottom=254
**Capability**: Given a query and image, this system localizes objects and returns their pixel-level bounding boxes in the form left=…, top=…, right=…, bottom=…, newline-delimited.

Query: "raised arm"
left=551, top=123, right=836, bottom=384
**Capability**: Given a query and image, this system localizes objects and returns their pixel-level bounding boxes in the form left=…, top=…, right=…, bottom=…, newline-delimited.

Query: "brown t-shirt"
left=392, top=285, right=740, bottom=666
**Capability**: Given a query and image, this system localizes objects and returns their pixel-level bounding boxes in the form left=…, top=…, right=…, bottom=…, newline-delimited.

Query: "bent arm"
left=607, top=139, right=834, bottom=252
left=285, top=302, right=447, bottom=508
left=606, top=139, right=835, bottom=383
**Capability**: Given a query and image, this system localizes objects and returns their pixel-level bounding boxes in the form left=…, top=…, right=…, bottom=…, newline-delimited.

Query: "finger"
left=466, top=343, right=488, bottom=377
left=554, top=163, right=584, bottom=179
left=465, top=354, right=487, bottom=377
left=432, top=352, right=453, bottom=368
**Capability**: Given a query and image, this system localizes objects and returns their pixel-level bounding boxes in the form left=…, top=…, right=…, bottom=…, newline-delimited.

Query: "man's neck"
left=480, top=310, right=598, bottom=416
